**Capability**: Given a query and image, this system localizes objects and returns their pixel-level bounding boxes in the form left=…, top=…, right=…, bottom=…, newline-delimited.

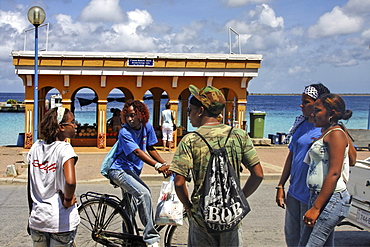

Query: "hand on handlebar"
left=158, top=164, right=171, bottom=178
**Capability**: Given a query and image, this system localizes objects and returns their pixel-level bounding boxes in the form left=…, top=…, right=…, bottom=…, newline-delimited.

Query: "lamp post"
left=27, top=6, right=46, bottom=142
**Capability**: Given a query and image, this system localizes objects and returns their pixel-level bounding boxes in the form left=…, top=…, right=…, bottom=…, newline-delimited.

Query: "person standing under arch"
left=161, top=102, right=175, bottom=152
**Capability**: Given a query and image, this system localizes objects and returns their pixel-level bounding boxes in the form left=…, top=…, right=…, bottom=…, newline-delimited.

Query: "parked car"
left=345, top=157, right=370, bottom=231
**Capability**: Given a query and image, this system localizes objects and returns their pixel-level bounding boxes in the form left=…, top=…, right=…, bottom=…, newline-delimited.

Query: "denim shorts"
left=30, top=228, right=76, bottom=247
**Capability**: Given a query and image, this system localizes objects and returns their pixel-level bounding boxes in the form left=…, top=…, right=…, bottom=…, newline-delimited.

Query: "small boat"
left=0, top=102, right=25, bottom=112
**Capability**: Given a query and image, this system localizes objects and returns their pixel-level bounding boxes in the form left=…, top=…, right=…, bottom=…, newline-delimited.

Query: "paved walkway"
left=1, top=145, right=370, bottom=184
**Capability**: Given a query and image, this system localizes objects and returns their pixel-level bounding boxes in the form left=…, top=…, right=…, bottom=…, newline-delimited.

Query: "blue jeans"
left=109, top=169, right=160, bottom=245
left=285, top=192, right=310, bottom=246
left=301, top=190, right=351, bottom=247
left=188, top=217, right=243, bottom=247
left=30, top=228, right=76, bottom=247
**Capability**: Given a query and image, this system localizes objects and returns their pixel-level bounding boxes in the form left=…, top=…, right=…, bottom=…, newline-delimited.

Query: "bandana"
left=57, top=107, right=66, bottom=123
left=303, top=86, right=319, bottom=100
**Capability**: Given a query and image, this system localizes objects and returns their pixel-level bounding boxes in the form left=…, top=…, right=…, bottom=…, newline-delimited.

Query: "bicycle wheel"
left=76, top=199, right=134, bottom=247
left=164, top=217, right=189, bottom=247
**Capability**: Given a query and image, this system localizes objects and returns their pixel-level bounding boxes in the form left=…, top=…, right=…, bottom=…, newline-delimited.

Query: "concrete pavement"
left=1, top=144, right=370, bottom=184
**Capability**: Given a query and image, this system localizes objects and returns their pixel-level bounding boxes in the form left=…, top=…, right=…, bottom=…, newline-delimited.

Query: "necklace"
left=133, top=125, right=142, bottom=138
left=134, top=129, right=141, bottom=138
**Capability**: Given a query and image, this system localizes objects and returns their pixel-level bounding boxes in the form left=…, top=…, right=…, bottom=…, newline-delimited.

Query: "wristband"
left=155, top=162, right=164, bottom=171
left=64, top=196, right=73, bottom=202
left=275, top=186, right=284, bottom=189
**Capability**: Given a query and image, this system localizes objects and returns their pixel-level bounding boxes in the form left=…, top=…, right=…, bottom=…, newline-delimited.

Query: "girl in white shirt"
left=27, top=107, right=79, bottom=247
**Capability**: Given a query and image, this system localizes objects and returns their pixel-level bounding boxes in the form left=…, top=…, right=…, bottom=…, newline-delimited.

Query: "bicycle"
left=75, top=191, right=189, bottom=246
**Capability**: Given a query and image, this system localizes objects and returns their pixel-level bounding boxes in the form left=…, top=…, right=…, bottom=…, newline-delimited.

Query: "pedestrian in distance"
left=160, top=102, right=175, bottom=152
left=301, top=93, right=355, bottom=246
left=108, top=99, right=170, bottom=247
left=276, top=83, right=331, bottom=246
left=27, top=107, right=80, bottom=246
left=170, top=85, right=264, bottom=247
left=107, top=108, right=122, bottom=135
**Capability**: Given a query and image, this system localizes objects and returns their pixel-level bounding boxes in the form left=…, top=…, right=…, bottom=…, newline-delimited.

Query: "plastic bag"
left=155, top=175, right=183, bottom=226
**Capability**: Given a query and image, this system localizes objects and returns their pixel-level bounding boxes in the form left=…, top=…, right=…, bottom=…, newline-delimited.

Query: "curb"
left=0, top=173, right=281, bottom=185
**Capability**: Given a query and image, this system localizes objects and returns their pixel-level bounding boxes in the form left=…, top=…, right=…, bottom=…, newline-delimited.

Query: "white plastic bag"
left=155, top=175, right=183, bottom=226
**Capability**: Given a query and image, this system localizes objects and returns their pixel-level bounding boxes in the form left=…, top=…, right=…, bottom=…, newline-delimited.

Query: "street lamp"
left=27, top=6, right=46, bottom=142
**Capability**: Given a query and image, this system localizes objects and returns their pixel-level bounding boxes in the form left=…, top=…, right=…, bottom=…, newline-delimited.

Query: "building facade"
left=12, top=51, right=263, bottom=148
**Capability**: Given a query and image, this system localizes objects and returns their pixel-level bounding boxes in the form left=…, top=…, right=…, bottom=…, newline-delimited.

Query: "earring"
left=328, top=116, right=334, bottom=124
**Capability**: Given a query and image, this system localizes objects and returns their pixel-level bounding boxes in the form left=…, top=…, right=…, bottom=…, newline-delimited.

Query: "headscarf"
left=283, top=86, right=320, bottom=144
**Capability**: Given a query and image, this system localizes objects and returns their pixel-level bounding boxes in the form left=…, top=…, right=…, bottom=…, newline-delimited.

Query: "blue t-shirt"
left=110, top=122, right=158, bottom=175
left=288, top=120, right=321, bottom=204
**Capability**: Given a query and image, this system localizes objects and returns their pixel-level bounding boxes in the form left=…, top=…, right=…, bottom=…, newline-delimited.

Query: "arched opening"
left=44, top=87, right=62, bottom=111
left=70, top=88, right=98, bottom=144
left=106, top=88, right=125, bottom=140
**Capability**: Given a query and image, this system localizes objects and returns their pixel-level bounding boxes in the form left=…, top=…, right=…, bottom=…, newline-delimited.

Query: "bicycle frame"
left=78, top=191, right=169, bottom=246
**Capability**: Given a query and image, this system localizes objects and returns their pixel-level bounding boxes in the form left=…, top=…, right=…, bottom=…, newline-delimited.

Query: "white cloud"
left=344, top=0, right=370, bottom=15
left=222, top=0, right=267, bottom=7
left=288, top=65, right=311, bottom=75
left=0, top=8, right=29, bottom=59
left=308, top=6, right=363, bottom=38
left=126, top=9, right=153, bottom=29
left=0, top=9, right=29, bottom=33
left=173, top=21, right=207, bottom=44
left=0, top=0, right=369, bottom=93
left=101, top=9, right=156, bottom=52
left=79, top=0, right=125, bottom=23
left=225, top=4, right=285, bottom=52
left=257, top=4, right=284, bottom=29
left=362, top=28, right=370, bottom=40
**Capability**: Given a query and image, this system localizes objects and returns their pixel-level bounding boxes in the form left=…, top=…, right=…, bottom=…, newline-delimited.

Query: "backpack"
left=100, top=140, right=119, bottom=179
left=193, top=127, right=250, bottom=232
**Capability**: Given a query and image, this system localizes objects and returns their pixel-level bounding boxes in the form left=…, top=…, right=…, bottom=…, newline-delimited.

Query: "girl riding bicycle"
left=108, top=100, right=170, bottom=247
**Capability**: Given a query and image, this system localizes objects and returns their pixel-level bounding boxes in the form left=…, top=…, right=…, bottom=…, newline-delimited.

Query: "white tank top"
left=304, top=128, right=349, bottom=193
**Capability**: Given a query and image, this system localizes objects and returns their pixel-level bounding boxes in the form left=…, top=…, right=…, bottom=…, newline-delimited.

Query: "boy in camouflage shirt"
left=170, top=85, right=264, bottom=246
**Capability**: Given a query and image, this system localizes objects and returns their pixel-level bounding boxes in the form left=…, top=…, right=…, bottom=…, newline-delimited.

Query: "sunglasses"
left=124, top=113, right=137, bottom=119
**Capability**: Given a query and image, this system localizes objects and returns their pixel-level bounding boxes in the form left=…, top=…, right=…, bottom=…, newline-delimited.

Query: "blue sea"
left=1, top=92, right=369, bottom=146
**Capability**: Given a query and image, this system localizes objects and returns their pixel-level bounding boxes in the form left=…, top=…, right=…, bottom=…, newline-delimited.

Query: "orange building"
left=12, top=51, right=263, bottom=148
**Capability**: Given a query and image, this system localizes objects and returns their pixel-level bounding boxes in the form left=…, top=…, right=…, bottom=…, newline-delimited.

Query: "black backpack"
left=193, top=127, right=250, bottom=232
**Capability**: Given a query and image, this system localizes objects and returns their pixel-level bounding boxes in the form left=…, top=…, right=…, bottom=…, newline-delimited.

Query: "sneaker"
left=146, top=242, right=159, bottom=247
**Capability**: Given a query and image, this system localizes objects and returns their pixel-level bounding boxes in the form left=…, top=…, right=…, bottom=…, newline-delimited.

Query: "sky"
left=0, top=0, right=369, bottom=94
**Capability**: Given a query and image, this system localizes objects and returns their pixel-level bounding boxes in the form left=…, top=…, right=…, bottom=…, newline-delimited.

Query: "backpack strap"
left=193, top=127, right=234, bottom=151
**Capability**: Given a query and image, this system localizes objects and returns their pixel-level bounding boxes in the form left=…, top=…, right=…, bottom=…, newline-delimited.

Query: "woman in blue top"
left=276, top=83, right=330, bottom=246
left=109, top=100, right=170, bottom=247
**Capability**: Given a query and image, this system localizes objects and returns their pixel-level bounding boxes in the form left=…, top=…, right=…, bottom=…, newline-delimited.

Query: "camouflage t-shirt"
left=170, top=124, right=260, bottom=228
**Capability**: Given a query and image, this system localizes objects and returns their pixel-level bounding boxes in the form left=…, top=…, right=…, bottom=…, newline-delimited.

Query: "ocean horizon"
left=1, top=92, right=369, bottom=146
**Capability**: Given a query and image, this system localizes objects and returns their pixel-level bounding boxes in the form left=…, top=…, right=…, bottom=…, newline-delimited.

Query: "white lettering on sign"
left=128, top=59, right=154, bottom=67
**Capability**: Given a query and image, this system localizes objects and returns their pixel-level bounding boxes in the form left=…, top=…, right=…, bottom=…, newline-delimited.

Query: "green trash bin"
left=249, top=111, right=267, bottom=138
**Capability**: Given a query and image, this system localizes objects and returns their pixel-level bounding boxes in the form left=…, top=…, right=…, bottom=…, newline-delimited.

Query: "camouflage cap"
left=189, top=85, right=226, bottom=115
